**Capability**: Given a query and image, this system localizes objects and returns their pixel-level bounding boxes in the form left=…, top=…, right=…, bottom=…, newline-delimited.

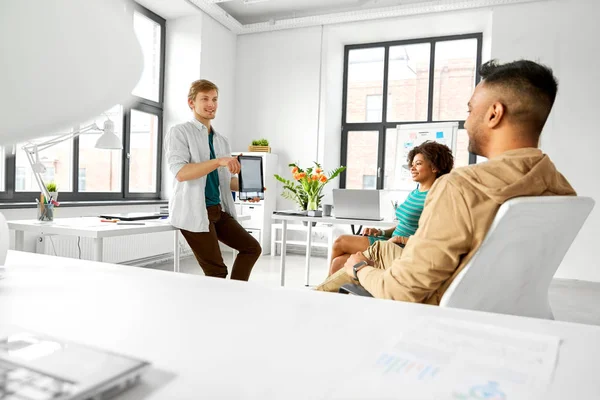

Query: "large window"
left=15, top=136, right=73, bottom=193
left=341, top=34, right=482, bottom=190
left=0, top=4, right=165, bottom=202
left=79, top=105, right=124, bottom=193
left=128, top=108, right=159, bottom=194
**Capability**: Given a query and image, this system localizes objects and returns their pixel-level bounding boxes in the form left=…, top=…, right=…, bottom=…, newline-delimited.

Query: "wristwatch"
left=352, top=261, right=368, bottom=281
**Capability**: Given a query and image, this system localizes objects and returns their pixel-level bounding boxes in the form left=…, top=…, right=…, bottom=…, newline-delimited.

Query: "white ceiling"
left=135, top=0, right=200, bottom=19
left=216, top=0, right=435, bottom=25
left=136, top=0, right=544, bottom=34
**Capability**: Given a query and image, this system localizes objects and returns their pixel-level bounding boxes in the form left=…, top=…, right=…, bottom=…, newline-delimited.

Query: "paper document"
left=325, top=317, right=560, bottom=400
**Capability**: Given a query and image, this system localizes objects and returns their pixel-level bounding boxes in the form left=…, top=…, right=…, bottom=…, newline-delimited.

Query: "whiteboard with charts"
left=391, top=122, right=458, bottom=190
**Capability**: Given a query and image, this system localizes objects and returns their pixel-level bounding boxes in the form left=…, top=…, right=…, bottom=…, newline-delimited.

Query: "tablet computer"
left=239, top=155, right=264, bottom=196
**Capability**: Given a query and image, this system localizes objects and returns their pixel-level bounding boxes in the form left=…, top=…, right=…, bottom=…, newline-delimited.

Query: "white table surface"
left=7, top=216, right=250, bottom=272
left=7, top=217, right=177, bottom=238
left=271, top=213, right=397, bottom=286
left=7, top=215, right=251, bottom=237
left=7, top=217, right=181, bottom=271
left=272, top=214, right=396, bottom=226
left=1, top=250, right=599, bottom=399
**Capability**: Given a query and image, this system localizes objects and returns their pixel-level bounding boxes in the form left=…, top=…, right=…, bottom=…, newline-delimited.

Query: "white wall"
left=162, top=12, right=237, bottom=199
left=162, top=14, right=203, bottom=199
left=491, top=0, right=600, bottom=281
left=199, top=16, right=237, bottom=139
left=233, top=27, right=323, bottom=209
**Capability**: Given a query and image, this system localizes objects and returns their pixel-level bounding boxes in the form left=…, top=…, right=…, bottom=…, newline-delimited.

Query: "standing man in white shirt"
left=165, top=79, right=261, bottom=280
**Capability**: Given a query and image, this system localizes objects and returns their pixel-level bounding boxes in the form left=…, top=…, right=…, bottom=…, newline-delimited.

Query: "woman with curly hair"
left=327, top=141, right=454, bottom=276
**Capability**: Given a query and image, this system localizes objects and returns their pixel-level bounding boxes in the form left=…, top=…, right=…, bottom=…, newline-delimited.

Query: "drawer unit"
left=244, top=228, right=261, bottom=243
left=240, top=204, right=264, bottom=230
left=230, top=151, right=278, bottom=255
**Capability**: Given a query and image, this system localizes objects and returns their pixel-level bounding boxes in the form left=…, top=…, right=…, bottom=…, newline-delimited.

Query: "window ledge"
left=0, top=199, right=168, bottom=210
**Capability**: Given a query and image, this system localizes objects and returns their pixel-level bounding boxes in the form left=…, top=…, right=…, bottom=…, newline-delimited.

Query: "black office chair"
left=338, top=284, right=373, bottom=297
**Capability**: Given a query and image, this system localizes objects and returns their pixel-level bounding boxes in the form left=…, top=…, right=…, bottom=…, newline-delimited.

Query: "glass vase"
left=307, top=195, right=318, bottom=211
left=306, top=195, right=322, bottom=218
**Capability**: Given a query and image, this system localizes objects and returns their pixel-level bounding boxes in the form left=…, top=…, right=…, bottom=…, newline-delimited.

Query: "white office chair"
left=439, top=196, right=595, bottom=319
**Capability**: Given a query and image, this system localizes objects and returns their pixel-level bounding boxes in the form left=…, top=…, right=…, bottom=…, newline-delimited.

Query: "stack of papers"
left=325, top=318, right=561, bottom=400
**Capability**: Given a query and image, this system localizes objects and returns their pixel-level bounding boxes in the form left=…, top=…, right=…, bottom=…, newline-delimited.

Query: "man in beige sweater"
left=317, top=59, right=576, bottom=304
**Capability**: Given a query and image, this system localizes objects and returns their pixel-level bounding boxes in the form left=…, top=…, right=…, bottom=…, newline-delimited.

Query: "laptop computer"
left=333, top=189, right=383, bottom=220
left=98, top=212, right=163, bottom=221
left=0, top=326, right=149, bottom=400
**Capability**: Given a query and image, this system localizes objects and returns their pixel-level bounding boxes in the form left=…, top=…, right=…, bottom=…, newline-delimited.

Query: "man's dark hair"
left=479, top=59, right=558, bottom=135
left=407, top=141, right=454, bottom=178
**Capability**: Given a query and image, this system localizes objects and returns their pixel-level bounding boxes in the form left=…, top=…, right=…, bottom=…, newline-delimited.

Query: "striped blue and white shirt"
left=392, top=188, right=428, bottom=238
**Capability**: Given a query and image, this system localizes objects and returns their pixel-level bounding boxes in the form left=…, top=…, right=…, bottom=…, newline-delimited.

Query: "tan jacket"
left=359, top=148, right=576, bottom=304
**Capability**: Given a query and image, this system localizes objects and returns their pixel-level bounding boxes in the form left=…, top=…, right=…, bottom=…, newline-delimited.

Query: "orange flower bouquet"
left=274, top=162, right=345, bottom=212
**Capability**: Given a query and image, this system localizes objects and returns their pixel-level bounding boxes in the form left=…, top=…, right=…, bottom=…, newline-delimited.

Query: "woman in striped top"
left=328, top=141, right=454, bottom=276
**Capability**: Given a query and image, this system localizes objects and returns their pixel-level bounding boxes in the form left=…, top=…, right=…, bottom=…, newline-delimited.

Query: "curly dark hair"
left=407, top=141, right=454, bottom=177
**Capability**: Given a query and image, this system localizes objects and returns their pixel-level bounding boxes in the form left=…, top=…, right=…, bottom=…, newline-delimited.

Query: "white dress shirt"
left=164, top=118, right=237, bottom=232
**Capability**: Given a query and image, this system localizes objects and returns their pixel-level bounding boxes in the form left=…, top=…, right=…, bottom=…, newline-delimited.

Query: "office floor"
left=146, top=252, right=600, bottom=327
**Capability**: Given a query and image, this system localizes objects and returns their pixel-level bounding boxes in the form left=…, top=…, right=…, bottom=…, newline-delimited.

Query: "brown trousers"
left=180, top=205, right=262, bottom=281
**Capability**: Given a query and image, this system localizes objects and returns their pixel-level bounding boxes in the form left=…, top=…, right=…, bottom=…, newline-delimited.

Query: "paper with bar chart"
left=324, top=317, right=560, bottom=400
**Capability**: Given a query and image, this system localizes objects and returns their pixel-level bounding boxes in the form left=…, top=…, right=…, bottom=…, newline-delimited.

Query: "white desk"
left=271, top=214, right=396, bottom=286
left=1, top=250, right=599, bottom=399
left=7, top=216, right=250, bottom=273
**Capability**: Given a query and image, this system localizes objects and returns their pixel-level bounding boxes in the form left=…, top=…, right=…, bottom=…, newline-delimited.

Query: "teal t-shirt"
left=391, top=188, right=428, bottom=237
left=368, top=187, right=428, bottom=245
left=204, top=130, right=221, bottom=207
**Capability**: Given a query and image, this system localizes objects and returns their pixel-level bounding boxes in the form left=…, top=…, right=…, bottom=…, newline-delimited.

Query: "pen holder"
left=37, top=203, right=54, bottom=222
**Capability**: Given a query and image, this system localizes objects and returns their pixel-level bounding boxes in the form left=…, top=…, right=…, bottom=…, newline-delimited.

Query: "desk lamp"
left=22, top=118, right=123, bottom=203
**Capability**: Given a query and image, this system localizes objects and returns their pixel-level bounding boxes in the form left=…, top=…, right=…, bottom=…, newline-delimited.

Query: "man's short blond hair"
left=188, top=79, right=219, bottom=109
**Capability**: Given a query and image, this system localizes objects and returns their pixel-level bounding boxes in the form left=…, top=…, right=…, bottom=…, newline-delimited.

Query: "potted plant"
left=274, top=162, right=345, bottom=218
left=249, top=138, right=270, bottom=153
left=45, top=181, right=58, bottom=201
